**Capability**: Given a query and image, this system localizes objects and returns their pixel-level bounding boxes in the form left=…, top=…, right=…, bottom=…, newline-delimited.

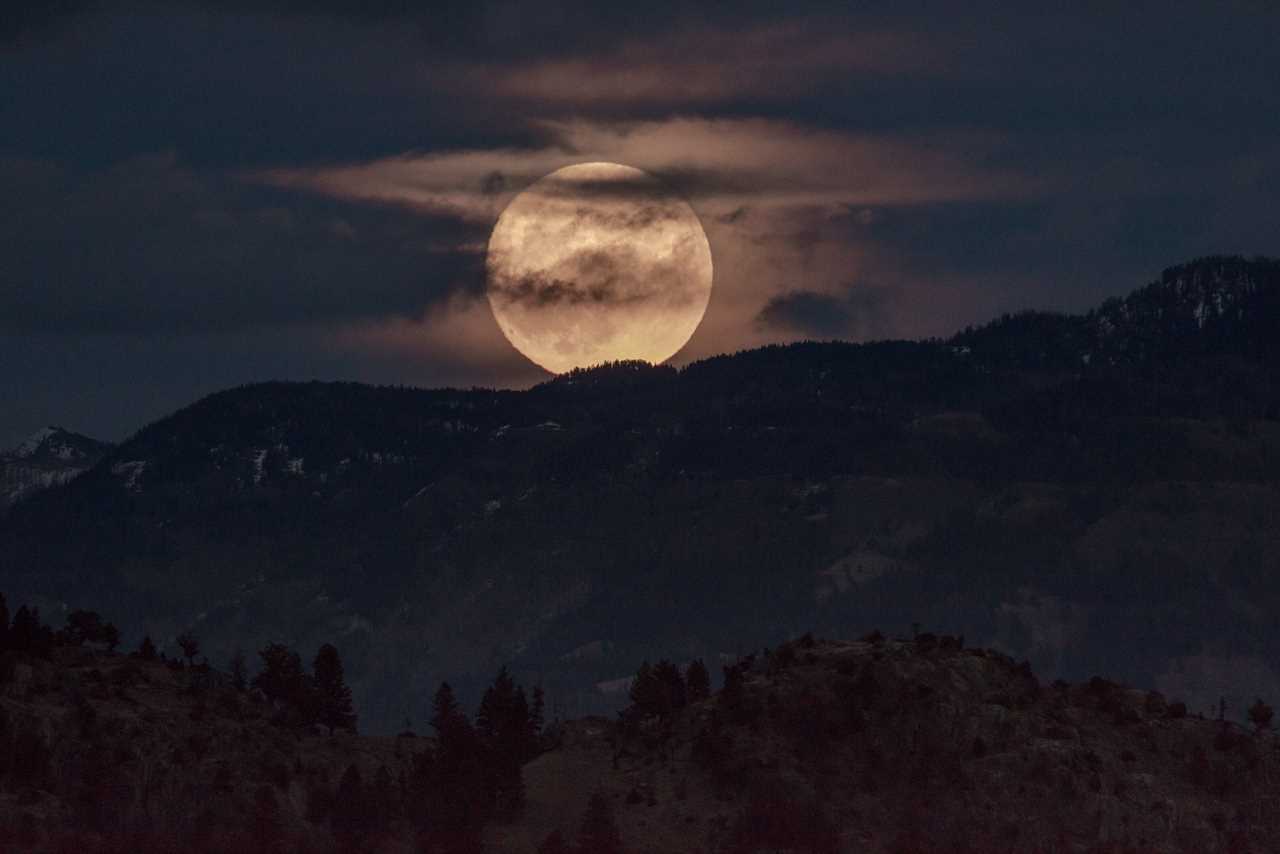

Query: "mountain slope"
left=0, top=427, right=112, bottom=511
left=3, top=257, right=1280, bottom=734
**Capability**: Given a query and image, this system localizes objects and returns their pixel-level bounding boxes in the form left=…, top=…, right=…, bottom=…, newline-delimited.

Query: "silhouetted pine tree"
left=686, top=659, right=711, bottom=701
left=254, top=642, right=317, bottom=726
left=720, top=663, right=750, bottom=722
left=430, top=681, right=463, bottom=739
left=177, top=631, right=200, bottom=666
left=422, top=682, right=489, bottom=853
left=0, top=592, right=9, bottom=650
left=1249, top=698, right=1275, bottom=732
left=530, top=684, right=546, bottom=744
left=229, top=649, right=248, bottom=691
left=476, top=666, right=530, bottom=813
left=64, top=610, right=104, bottom=646
left=136, top=635, right=157, bottom=660
left=629, top=661, right=663, bottom=718
left=9, top=606, right=51, bottom=657
left=653, top=659, right=687, bottom=712
left=314, top=643, right=357, bottom=735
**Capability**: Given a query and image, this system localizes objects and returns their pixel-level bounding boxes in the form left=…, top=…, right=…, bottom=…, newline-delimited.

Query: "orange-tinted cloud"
left=255, top=116, right=1045, bottom=363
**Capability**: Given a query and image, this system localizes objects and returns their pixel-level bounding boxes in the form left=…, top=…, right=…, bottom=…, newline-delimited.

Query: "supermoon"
left=485, top=162, right=713, bottom=374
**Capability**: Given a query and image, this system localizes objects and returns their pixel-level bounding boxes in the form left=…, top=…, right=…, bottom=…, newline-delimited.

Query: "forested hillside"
left=3, top=257, right=1280, bottom=734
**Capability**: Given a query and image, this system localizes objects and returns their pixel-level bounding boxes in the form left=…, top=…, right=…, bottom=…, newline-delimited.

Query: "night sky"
left=3, top=1, right=1278, bottom=446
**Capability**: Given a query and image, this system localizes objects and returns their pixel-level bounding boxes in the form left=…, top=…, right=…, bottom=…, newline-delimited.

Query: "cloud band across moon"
left=485, top=162, right=713, bottom=373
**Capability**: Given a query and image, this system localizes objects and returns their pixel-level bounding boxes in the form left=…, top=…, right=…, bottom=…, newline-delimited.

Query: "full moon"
left=485, top=162, right=713, bottom=374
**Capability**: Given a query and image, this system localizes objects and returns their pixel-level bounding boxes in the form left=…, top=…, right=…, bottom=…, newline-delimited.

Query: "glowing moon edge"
left=484, top=162, right=714, bottom=374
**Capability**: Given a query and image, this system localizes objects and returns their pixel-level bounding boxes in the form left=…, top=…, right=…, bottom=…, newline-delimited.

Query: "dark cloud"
left=493, top=274, right=627, bottom=309
left=490, top=247, right=701, bottom=311
left=755, top=286, right=892, bottom=341
left=0, top=154, right=486, bottom=333
left=481, top=171, right=507, bottom=196
left=1, top=1, right=849, bottom=53
left=0, top=1, right=99, bottom=46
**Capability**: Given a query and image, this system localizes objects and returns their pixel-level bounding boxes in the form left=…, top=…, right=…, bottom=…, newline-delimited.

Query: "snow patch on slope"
left=11, top=427, right=59, bottom=459
left=111, top=460, right=147, bottom=492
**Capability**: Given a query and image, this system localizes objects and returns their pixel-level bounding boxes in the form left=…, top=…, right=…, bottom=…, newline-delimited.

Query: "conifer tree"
left=0, top=592, right=10, bottom=650
left=530, top=684, right=546, bottom=746
left=314, top=643, right=357, bottom=735
left=629, top=661, right=663, bottom=718
left=177, top=631, right=200, bottom=666
left=9, top=606, right=46, bottom=655
left=254, top=642, right=317, bottom=726
left=430, top=681, right=463, bottom=741
left=229, top=649, right=248, bottom=691
left=720, top=663, right=747, bottom=720
left=64, top=610, right=104, bottom=646
left=1249, top=698, right=1275, bottom=733
left=137, top=635, right=157, bottom=660
left=686, top=659, right=711, bottom=702
left=653, top=659, right=687, bottom=712
left=9, top=606, right=33, bottom=652
left=476, top=667, right=515, bottom=743
left=424, top=684, right=488, bottom=852
left=513, top=686, right=533, bottom=758
left=476, top=666, right=529, bottom=812
left=101, top=622, right=120, bottom=652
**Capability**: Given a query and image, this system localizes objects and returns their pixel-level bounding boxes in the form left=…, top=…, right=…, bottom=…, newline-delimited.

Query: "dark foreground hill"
left=4, top=257, right=1280, bottom=732
left=500, top=634, right=1280, bottom=854
left=5, top=626, right=1279, bottom=853
left=0, top=641, right=411, bottom=852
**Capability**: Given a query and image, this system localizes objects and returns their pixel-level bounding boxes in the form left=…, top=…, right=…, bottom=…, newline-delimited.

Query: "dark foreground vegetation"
left=2, top=595, right=1278, bottom=853
left=0, top=595, right=548, bottom=852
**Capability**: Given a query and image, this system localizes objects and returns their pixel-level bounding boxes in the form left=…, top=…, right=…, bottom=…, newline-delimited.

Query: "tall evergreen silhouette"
left=314, top=643, right=357, bottom=735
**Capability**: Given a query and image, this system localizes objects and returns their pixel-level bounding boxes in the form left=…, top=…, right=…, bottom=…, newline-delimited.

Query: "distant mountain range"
left=3, top=255, right=1280, bottom=734
left=0, top=427, right=112, bottom=511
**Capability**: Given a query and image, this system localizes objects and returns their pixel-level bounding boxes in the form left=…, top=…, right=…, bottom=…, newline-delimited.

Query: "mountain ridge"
left=3, top=256, right=1280, bottom=734
left=0, top=426, right=112, bottom=512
